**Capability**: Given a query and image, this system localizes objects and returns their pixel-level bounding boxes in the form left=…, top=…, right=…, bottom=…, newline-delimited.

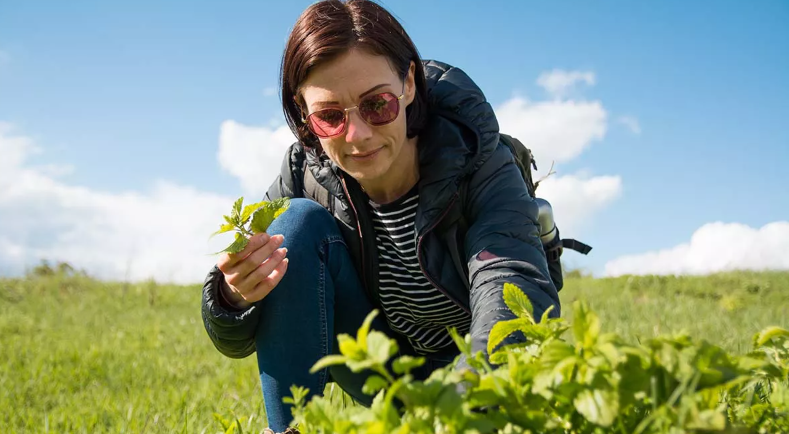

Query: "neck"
left=359, top=136, right=419, bottom=204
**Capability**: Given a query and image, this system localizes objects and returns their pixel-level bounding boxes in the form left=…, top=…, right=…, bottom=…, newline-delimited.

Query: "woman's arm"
left=461, top=140, right=560, bottom=365
left=200, top=143, right=305, bottom=359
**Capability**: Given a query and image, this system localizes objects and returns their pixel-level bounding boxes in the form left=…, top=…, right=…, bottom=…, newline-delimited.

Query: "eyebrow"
left=312, top=83, right=390, bottom=108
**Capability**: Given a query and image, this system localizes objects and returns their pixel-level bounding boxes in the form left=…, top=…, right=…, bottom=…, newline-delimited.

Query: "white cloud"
left=533, top=174, right=622, bottom=236
left=536, top=70, right=595, bottom=98
left=618, top=116, right=641, bottom=135
left=0, top=123, right=234, bottom=284
left=494, top=77, right=617, bottom=238
left=217, top=120, right=297, bottom=197
left=604, top=222, right=789, bottom=277
left=495, top=96, right=607, bottom=165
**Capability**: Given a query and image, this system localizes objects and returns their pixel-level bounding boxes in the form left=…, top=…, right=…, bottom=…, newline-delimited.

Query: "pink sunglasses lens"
left=359, top=93, right=399, bottom=125
left=309, top=109, right=346, bottom=137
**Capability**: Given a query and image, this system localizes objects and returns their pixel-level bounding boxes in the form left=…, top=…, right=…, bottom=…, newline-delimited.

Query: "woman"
left=201, top=0, right=560, bottom=431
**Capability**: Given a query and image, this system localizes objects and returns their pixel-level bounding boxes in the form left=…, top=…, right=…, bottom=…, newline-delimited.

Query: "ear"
left=405, top=61, right=416, bottom=105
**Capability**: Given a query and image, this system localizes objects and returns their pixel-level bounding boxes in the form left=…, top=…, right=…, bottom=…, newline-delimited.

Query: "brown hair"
left=280, top=0, right=428, bottom=147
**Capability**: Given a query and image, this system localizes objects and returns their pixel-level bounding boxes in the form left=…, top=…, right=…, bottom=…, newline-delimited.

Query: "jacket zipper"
left=416, top=192, right=471, bottom=315
left=339, top=176, right=369, bottom=298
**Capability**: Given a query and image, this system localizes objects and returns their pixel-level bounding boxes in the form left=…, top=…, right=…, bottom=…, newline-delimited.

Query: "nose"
left=344, top=109, right=373, bottom=143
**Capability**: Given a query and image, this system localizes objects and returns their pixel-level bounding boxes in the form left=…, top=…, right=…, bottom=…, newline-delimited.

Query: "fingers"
left=218, top=233, right=282, bottom=277
left=235, top=234, right=285, bottom=277
left=240, top=258, right=290, bottom=303
left=217, top=231, right=289, bottom=305
left=218, top=232, right=272, bottom=271
left=238, top=244, right=288, bottom=290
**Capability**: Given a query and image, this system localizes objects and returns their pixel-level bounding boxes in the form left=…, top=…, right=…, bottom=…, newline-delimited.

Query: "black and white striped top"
left=367, top=185, right=471, bottom=354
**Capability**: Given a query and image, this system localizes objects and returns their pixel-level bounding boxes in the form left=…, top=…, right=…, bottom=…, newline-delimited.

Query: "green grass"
left=1, top=270, right=787, bottom=433
left=0, top=275, right=264, bottom=434
left=559, top=270, right=789, bottom=353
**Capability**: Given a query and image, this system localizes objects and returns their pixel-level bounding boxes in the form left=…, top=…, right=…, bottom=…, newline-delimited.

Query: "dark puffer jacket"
left=201, top=59, right=560, bottom=369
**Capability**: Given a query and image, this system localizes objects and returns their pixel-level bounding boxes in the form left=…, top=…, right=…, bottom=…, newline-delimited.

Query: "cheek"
left=318, top=139, right=345, bottom=161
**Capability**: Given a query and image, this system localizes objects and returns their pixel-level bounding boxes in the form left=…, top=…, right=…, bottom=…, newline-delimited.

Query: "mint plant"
left=285, top=282, right=789, bottom=433
left=211, top=196, right=290, bottom=255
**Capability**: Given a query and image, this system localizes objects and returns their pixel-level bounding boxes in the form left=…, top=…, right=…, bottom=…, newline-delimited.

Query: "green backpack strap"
left=499, top=133, right=537, bottom=198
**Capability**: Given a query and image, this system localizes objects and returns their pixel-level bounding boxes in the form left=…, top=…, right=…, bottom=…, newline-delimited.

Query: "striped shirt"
left=367, top=185, right=472, bottom=354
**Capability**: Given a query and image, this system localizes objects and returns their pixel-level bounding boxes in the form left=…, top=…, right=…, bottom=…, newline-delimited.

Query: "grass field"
left=1, top=269, right=787, bottom=433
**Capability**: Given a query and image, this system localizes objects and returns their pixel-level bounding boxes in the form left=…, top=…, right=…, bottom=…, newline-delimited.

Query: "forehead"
left=300, top=49, right=399, bottom=105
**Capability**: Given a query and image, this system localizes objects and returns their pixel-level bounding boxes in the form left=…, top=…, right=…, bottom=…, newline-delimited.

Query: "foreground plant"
left=285, top=283, right=789, bottom=433
left=211, top=196, right=290, bottom=254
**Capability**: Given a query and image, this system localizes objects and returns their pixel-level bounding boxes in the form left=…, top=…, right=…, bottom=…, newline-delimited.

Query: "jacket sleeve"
left=200, top=142, right=304, bottom=359
left=462, top=141, right=560, bottom=364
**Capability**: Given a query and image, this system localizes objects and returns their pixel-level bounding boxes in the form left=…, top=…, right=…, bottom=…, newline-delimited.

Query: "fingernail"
left=274, top=234, right=285, bottom=244
left=280, top=247, right=288, bottom=256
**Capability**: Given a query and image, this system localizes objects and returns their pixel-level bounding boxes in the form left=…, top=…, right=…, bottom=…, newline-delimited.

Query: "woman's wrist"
left=218, top=278, right=252, bottom=310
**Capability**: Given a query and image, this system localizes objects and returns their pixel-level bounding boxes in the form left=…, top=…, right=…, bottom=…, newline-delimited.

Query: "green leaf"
left=367, top=331, right=396, bottom=365
left=686, top=408, right=727, bottom=430
left=362, top=375, right=388, bottom=395
left=210, top=223, right=236, bottom=238
left=249, top=198, right=291, bottom=234
left=240, top=200, right=267, bottom=224
left=447, top=326, right=472, bottom=355
left=754, top=326, right=789, bottom=348
left=573, top=387, right=619, bottom=427
left=540, top=340, right=575, bottom=366
left=503, top=282, right=535, bottom=321
left=214, top=232, right=249, bottom=255
left=489, top=341, right=532, bottom=364
left=392, top=355, right=425, bottom=375
left=487, top=318, right=531, bottom=356
left=231, top=197, right=244, bottom=221
left=346, top=359, right=376, bottom=373
left=285, top=385, right=309, bottom=407
left=572, top=299, right=600, bottom=348
left=337, top=334, right=364, bottom=360
left=540, top=304, right=557, bottom=323
left=357, top=310, right=378, bottom=351
left=434, top=386, right=462, bottom=417
left=309, top=355, right=348, bottom=374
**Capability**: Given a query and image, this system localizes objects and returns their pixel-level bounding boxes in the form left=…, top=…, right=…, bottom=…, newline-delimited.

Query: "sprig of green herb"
left=210, top=196, right=290, bottom=255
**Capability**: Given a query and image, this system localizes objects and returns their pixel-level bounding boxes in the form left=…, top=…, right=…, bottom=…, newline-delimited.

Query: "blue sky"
left=1, top=0, right=788, bottom=282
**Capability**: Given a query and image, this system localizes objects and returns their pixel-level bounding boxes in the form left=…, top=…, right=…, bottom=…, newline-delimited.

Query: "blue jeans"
left=255, top=199, right=458, bottom=431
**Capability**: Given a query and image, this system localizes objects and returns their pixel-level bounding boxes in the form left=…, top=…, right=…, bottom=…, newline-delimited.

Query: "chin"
left=345, top=164, right=387, bottom=182
left=342, top=149, right=391, bottom=180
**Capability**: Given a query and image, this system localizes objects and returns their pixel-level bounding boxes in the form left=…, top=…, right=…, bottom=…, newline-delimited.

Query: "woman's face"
left=299, top=48, right=416, bottom=184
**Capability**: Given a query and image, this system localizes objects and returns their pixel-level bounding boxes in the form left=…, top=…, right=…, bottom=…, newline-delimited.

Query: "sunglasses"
left=301, top=78, right=406, bottom=138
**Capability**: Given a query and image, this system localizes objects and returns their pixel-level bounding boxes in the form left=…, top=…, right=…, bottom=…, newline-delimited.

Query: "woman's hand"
left=216, top=232, right=289, bottom=308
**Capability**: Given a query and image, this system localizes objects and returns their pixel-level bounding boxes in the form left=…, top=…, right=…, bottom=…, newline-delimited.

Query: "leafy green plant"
left=285, top=283, right=789, bottom=433
left=210, top=196, right=290, bottom=255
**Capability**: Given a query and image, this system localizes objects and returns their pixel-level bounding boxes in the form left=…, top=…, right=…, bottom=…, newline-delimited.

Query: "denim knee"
left=266, top=198, right=341, bottom=246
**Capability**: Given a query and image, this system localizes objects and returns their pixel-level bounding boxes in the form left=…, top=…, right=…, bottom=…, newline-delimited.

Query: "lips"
left=348, top=147, right=383, bottom=159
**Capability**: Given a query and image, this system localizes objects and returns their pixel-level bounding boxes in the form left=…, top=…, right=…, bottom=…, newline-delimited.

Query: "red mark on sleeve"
left=476, top=250, right=498, bottom=261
